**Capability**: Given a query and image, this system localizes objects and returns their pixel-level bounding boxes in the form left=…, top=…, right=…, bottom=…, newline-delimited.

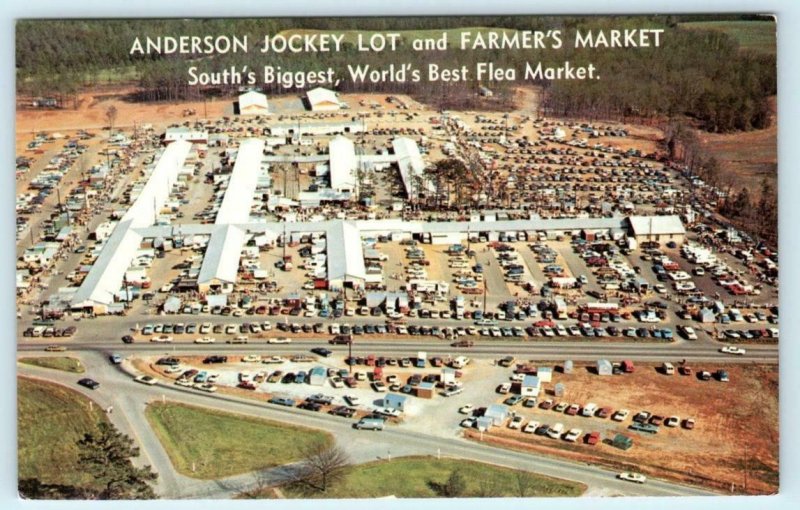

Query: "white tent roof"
left=197, top=225, right=246, bottom=285
left=71, top=220, right=142, bottom=306
left=329, top=136, right=357, bottom=192
left=216, top=138, right=265, bottom=224
left=306, top=87, right=340, bottom=108
left=392, top=137, right=434, bottom=195
left=628, top=215, right=686, bottom=236
left=123, top=141, right=191, bottom=228
left=327, top=221, right=366, bottom=283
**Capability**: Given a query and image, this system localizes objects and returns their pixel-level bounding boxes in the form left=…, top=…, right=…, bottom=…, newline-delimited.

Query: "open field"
left=469, top=362, right=778, bottom=495
left=144, top=401, right=332, bottom=479
left=18, top=377, right=107, bottom=488
left=679, top=21, right=776, bottom=55
left=18, top=357, right=85, bottom=373
left=283, top=455, right=586, bottom=498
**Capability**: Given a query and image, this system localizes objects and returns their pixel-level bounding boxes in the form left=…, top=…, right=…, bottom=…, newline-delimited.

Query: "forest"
left=16, top=15, right=776, bottom=133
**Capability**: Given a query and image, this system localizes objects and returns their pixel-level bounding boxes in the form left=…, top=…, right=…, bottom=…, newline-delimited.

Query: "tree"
left=76, top=422, right=158, bottom=499
left=514, top=470, right=535, bottom=497
left=105, top=105, right=118, bottom=131
left=287, top=442, right=350, bottom=493
left=428, top=468, right=466, bottom=497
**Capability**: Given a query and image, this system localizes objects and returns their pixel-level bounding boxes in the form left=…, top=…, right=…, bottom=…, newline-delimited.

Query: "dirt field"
left=696, top=96, right=777, bottom=197
left=467, top=361, right=778, bottom=494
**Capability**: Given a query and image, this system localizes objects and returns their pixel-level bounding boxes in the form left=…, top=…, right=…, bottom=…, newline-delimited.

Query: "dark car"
left=156, top=357, right=180, bottom=366
left=78, top=378, right=100, bottom=390
left=297, top=401, right=322, bottom=412
left=311, top=347, right=333, bottom=357
left=121, top=335, right=134, bottom=344
left=330, top=406, right=356, bottom=418
left=281, top=373, right=296, bottom=384
left=203, top=355, right=228, bottom=364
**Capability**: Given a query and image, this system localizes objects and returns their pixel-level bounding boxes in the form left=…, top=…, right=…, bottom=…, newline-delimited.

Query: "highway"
left=17, top=351, right=717, bottom=498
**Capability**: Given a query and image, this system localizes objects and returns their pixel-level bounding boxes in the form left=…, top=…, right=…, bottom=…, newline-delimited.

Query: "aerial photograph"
left=15, top=14, right=778, bottom=500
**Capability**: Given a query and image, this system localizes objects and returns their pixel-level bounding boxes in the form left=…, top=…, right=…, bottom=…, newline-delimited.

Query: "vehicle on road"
left=121, top=335, right=134, bottom=344
left=311, top=347, right=333, bottom=357
left=354, top=418, right=385, bottom=431
left=618, top=472, right=647, bottom=484
left=269, top=396, right=295, bottom=406
left=134, top=375, right=158, bottom=385
left=150, top=335, right=173, bottom=343
left=194, top=337, right=216, bottom=344
left=78, top=378, right=100, bottom=390
left=44, top=345, right=67, bottom=352
left=109, top=354, right=123, bottom=364
left=268, top=337, right=292, bottom=344
left=720, top=345, right=746, bottom=355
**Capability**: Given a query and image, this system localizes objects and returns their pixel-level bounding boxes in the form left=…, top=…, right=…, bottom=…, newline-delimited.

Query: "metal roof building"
left=238, top=90, right=269, bottom=115
left=326, top=221, right=366, bottom=289
left=123, top=141, right=192, bottom=228
left=216, top=138, right=265, bottom=225
left=197, top=225, right=246, bottom=292
left=328, top=136, right=357, bottom=193
left=627, top=215, right=686, bottom=245
left=392, top=137, right=433, bottom=197
left=306, top=87, right=341, bottom=111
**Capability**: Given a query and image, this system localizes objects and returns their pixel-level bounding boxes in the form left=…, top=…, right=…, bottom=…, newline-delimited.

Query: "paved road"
left=18, top=352, right=716, bottom=498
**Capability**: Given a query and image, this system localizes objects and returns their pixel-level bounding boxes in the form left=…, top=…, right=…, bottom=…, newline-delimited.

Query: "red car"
left=585, top=432, right=601, bottom=445
left=565, top=404, right=580, bottom=416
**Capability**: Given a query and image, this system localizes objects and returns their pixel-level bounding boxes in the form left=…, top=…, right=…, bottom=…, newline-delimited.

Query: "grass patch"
left=18, top=377, right=108, bottom=488
left=283, top=456, right=585, bottom=498
left=19, top=357, right=85, bottom=373
left=144, top=402, right=331, bottom=479
left=680, top=21, right=776, bottom=55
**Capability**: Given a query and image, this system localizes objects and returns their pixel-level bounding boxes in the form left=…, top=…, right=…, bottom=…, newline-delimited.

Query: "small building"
left=383, top=393, right=407, bottom=411
left=698, top=308, right=716, bottom=323
left=306, top=87, right=342, bottom=111
left=563, top=360, right=574, bottom=374
left=441, top=368, right=457, bottom=386
left=415, top=381, right=435, bottom=399
left=597, top=359, right=613, bottom=376
left=627, top=215, right=686, bottom=246
left=484, top=404, right=509, bottom=426
left=520, top=375, right=541, bottom=397
left=162, top=295, right=182, bottom=314
left=476, top=417, right=493, bottom=431
left=554, top=382, right=565, bottom=397
left=238, top=90, right=269, bottom=115
left=308, top=366, right=327, bottom=386
left=163, top=127, right=207, bottom=145
left=538, top=366, right=553, bottom=383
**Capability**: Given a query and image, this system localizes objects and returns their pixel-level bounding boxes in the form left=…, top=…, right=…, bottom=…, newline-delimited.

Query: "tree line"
left=17, top=16, right=775, bottom=133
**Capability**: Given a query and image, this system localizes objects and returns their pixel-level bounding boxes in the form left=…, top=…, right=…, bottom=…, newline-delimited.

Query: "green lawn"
left=145, top=402, right=332, bottom=479
left=18, top=377, right=108, bottom=488
left=680, top=21, right=776, bottom=55
left=19, top=357, right=85, bottom=373
left=284, top=456, right=586, bottom=498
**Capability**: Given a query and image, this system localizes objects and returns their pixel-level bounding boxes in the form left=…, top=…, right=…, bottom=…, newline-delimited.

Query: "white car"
left=618, top=472, right=647, bottom=484
left=199, top=323, right=212, bottom=334
left=680, top=326, right=698, bottom=341
left=242, top=354, right=262, bottom=363
left=664, top=416, right=680, bottom=427
left=174, top=378, right=193, bottom=387
left=509, top=373, right=525, bottom=382
left=654, top=284, right=667, bottom=294
left=612, top=409, right=630, bottom=422
left=720, top=345, right=746, bottom=355
left=194, top=383, right=218, bottom=393
left=164, top=365, right=183, bottom=374
left=563, top=428, right=582, bottom=442
left=194, top=337, right=216, bottom=344
left=150, top=335, right=173, bottom=343
left=261, top=356, right=284, bottom=364
left=459, top=404, right=474, bottom=415
left=497, top=382, right=512, bottom=394
left=268, top=337, right=292, bottom=344
left=508, top=416, right=524, bottom=429
left=460, top=417, right=477, bottom=428
left=522, top=420, right=540, bottom=434
left=134, top=375, right=158, bottom=386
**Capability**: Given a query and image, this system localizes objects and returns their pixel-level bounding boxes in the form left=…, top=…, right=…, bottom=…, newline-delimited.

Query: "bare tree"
left=236, top=470, right=275, bottom=499
left=514, top=470, right=534, bottom=497
left=105, top=105, right=118, bottom=131
left=287, top=442, right=350, bottom=493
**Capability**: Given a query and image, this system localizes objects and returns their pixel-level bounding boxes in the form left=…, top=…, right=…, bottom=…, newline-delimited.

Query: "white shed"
left=238, top=90, right=269, bottom=115
left=306, top=87, right=341, bottom=111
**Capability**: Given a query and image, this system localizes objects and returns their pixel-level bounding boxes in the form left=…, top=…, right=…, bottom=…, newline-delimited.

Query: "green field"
left=680, top=21, right=776, bottom=55
left=19, top=357, right=85, bottom=373
left=18, top=377, right=108, bottom=488
left=284, top=456, right=586, bottom=498
left=145, top=402, right=332, bottom=479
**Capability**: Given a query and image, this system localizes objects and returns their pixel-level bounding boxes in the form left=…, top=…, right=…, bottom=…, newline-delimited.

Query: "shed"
left=306, top=87, right=341, bottom=111
left=308, top=366, right=327, bottom=386
left=383, top=393, right=407, bottom=411
left=597, top=359, right=613, bottom=376
left=476, top=417, right=493, bottom=431
left=537, top=366, right=553, bottom=383
left=238, top=90, right=269, bottom=115
left=698, top=308, right=716, bottom=323
left=520, top=375, right=541, bottom=397
left=415, top=381, right=435, bottom=399
left=554, top=382, right=565, bottom=397
left=484, top=404, right=509, bottom=425
left=163, top=296, right=181, bottom=314
left=563, top=360, right=574, bottom=374
left=441, top=368, right=456, bottom=385
left=612, top=433, right=634, bottom=450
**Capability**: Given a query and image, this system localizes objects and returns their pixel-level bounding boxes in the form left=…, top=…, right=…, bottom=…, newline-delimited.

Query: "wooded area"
left=16, top=16, right=776, bottom=133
